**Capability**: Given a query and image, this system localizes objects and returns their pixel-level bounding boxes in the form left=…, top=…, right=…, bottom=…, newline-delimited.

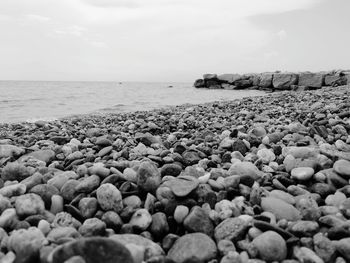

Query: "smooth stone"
left=75, top=175, right=100, bottom=193
left=110, top=234, right=164, bottom=260
left=29, top=184, right=59, bottom=207
left=47, top=227, right=81, bottom=243
left=252, top=231, right=287, bottom=262
left=217, top=239, right=236, bottom=256
left=50, top=237, right=133, bottom=263
left=96, top=183, right=123, bottom=213
left=15, top=193, right=45, bottom=218
left=261, top=197, right=301, bottom=221
left=291, top=167, right=314, bottom=181
left=60, top=179, right=79, bottom=202
left=168, top=233, right=217, bottom=263
left=228, top=161, right=262, bottom=186
left=0, top=208, right=17, bottom=228
left=24, top=149, right=56, bottom=164
left=160, top=163, right=182, bottom=177
left=129, top=209, right=152, bottom=231
left=333, top=159, right=350, bottom=179
left=79, top=197, right=98, bottom=219
left=214, top=217, right=249, bottom=242
left=162, top=176, right=199, bottom=197
left=51, top=194, right=64, bottom=214
left=136, top=161, right=162, bottom=193
left=269, top=190, right=296, bottom=205
left=325, top=191, right=347, bottom=207
left=149, top=212, right=169, bottom=239
left=183, top=206, right=214, bottom=236
left=174, top=205, right=189, bottom=224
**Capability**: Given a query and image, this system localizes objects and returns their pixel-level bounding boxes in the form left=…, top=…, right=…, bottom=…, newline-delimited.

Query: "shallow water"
left=0, top=81, right=266, bottom=123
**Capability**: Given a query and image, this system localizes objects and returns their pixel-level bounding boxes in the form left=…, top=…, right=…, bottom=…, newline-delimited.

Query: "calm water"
left=0, top=81, right=266, bottom=123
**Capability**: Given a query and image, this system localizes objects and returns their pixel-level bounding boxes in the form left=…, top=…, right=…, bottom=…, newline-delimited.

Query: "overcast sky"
left=0, top=0, right=349, bottom=81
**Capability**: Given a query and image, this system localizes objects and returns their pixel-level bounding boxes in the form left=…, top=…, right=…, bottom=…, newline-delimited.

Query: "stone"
left=333, top=159, right=350, bottom=179
left=232, top=140, right=248, bottom=155
left=1, top=162, right=31, bottom=181
left=217, top=74, right=241, bottom=83
left=293, top=246, right=324, bottom=263
left=0, top=144, right=25, bottom=159
left=325, top=191, right=347, bottom=207
left=24, top=149, right=56, bottom=164
left=259, top=73, right=273, bottom=89
left=7, top=227, right=46, bottom=254
left=174, top=205, right=189, bottom=224
left=290, top=167, right=314, bottom=181
left=96, top=183, right=123, bottom=213
left=129, top=209, right=152, bottom=231
left=261, top=197, right=301, bottom=221
left=79, top=218, right=106, bottom=237
left=29, top=184, right=59, bottom=208
left=162, top=176, right=199, bottom=197
left=160, top=163, right=182, bottom=177
left=269, top=190, right=295, bottom=205
left=47, top=227, right=80, bottom=244
left=79, top=197, right=98, bottom=219
left=0, top=183, right=26, bottom=197
left=313, top=233, right=336, bottom=263
left=252, top=231, right=287, bottom=262
left=298, top=73, right=324, bottom=88
left=15, top=193, right=45, bottom=218
left=0, top=208, right=17, bottom=228
left=228, top=161, right=262, bottom=186
left=217, top=240, right=236, bottom=256
left=183, top=206, right=214, bottom=236
left=289, top=221, right=320, bottom=237
left=334, top=238, right=350, bottom=262
left=168, top=233, right=217, bottom=263
left=273, top=73, right=298, bottom=90
left=214, top=217, right=249, bottom=242
left=110, top=234, right=164, bottom=260
left=194, top=79, right=205, bottom=88
left=50, top=237, right=133, bottom=263
left=182, top=151, right=201, bottom=165
left=136, top=161, right=162, bottom=193
left=257, top=149, right=275, bottom=164
left=75, top=175, right=101, bottom=193
left=295, top=195, right=321, bottom=221
left=150, top=212, right=169, bottom=239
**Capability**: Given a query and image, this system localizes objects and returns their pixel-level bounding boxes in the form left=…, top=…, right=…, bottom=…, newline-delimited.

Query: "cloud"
left=25, top=14, right=51, bottom=22
left=277, top=29, right=287, bottom=40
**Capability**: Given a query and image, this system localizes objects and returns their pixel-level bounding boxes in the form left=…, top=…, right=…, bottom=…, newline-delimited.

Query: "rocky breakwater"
left=0, top=86, right=350, bottom=263
left=194, top=70, right=350, bottom=91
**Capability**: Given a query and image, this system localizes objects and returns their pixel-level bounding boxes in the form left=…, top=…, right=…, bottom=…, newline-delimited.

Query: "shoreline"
left=0, top=85, right=349, bottom=262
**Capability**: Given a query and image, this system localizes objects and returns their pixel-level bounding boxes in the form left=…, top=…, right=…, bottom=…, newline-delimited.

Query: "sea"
left=0, top=81, right=266, bottom=124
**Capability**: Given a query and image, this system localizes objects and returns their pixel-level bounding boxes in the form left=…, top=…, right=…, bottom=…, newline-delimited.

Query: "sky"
left=0, top=0, right=349, bottom=82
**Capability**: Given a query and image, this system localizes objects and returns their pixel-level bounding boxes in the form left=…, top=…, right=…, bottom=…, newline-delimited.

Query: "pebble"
left=136, top=161, right=162, bottom=193
left=15, top=193, right=45, bottom=218
left=96, top=183, right=123, bottom=213
left=291, top=167, right=314, bottom=181
left=252, top=231, right=287, bottom=262
left=162, top=176, right=199, bottom=197
left=168, top=233, right=217, bottom=263
left=214, top=217, right=249, bottom=242
left=183, top=206, right=214, bottom=236
left=261, top=197, right=301, bottom=221
left=174, top=205, right=189, bottom=224
left=333, top=159, right=350, bottom=178
left=129, top=209, right=152, bottom=231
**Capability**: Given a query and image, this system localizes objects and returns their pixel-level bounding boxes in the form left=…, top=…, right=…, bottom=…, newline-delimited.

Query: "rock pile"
left=194, top=70, right=350, bottom=91
left=0, top=86, right=349, bottom=262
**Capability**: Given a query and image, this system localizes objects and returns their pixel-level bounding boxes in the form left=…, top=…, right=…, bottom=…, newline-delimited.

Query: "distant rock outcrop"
left=194, top=70, right=350, bottom=91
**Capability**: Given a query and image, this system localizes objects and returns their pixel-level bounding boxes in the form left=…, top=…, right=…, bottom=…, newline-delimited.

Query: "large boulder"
left=203, top=74, right=217, bottom=80
left=298, top=73, right=324, bottom=88
left=217, top=74, right=241, bottom=84
left=325, top=72, right=348, bottom=86
left=258, top=73, right=273, bottom=89
left=193, top=79, right=205, bottom=88
left=273, top=73, right=298, bottom=90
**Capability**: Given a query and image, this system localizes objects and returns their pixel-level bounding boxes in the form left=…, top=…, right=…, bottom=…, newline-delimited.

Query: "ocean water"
left=0, top=81, right=266, bottom=123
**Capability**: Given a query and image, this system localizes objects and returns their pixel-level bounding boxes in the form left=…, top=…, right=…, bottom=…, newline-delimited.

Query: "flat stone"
left=293, top=246, right=324, bottom=263
left=168, top=233, right=217, bottom=263
left=0, top=144, right=25, bottom=159
left=291, top=167, right=314, bottom=181
left=252, top=231, right=287, bottom=262
left=50, top=237, right=133, bottom=263
left=334, top=159, right=350, bottom=179
left=261, top=197, right=301, bottom=221
left=162, top=176, right=199, bottom=197
left=214, top=217, right=249, bottom=242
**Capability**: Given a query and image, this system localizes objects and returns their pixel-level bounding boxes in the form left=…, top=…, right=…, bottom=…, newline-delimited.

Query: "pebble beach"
left=0, top=85, right=350, bottom=263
